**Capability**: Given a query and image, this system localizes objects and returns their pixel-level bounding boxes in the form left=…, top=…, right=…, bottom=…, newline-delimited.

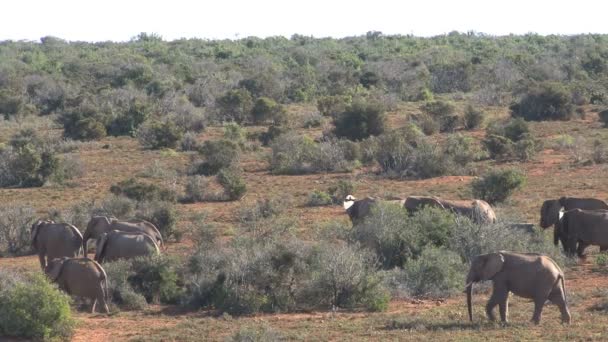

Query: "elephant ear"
left=480, top=252, right=505, bottom=281
left=46, top=258, right=65, bottom=281
left=541, top=200, right=561, bottom=229
left=31, top=220, right=45, bottom=248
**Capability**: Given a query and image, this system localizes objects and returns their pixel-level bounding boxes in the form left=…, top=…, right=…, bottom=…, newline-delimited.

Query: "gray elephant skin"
left=83, top=216, right=163, bottom=257
left=94, top=230, right=160, bottom=263
left=465, top=251, right=570, bottom=324
left=540, top=197, right=608, bottom=229
left=557, top=208, right=608, bottom=257
left=31, top=220, right=83, bottom=269
left=45, top=257, right=109, bottom=313
left=405, top=196, right=497, bottom=224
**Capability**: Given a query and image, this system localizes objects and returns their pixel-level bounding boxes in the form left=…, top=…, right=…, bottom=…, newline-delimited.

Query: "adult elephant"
left=31, top=220, right=83, bottom=269
left=465, top=251, right=570, bottom=325
left=343, top=195, right=405, bottom=225
left=94, top=230, right=160, bottom=263
left=83, top=216, right=163, bottom=257
left=404, top=196, right=497, bottom=224
left=540, top=197, right=608, bottom=229
left=45, top=257, right=109, bottom=313
left=557, top=209, right=608, bottom=257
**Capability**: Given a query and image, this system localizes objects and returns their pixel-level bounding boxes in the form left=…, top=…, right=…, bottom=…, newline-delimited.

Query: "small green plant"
left=463, top=104, right=485, bottom=129
left=110, top=178, right=177, bottom=202
left=328, top=180, right=356, bottom=204
left=596, top=253, right=608, bottom=267
left=218, top=167, right=247, bottom=200
left=471, top=169, right=526, bottom=204
left=333, top=99, right=386, bottom=141
left=196, top=140, right=241, bottom=176
left=510, top=82, right=574, bottom=121
left=307, top=190, right=333, bottom=206
left=0, top=272, right=74, bottom=340
left=401, top=246, right=466, bottom=298
left=137, top=120, right=183, bottom=150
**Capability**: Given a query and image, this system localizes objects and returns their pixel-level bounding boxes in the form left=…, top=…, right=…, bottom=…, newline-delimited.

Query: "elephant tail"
left=559, top=274, right=568, bottom=308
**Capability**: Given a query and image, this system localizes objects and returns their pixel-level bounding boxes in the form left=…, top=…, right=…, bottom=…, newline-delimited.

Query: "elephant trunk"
left=82, top=231, right=90, bottom=258
left=466, top=283, right=473, bottom=321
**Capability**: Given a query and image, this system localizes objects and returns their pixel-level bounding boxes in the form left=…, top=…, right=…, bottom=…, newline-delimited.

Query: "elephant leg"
left=498, top=293, right=510, bottom=323
left=577, top=242, right=589, bottom=258
left=485, top=291, right=503, bottom=322
left=600, top=246, right=608, bottom=252
left=38, top=254, right=46, bottom=270
left=91, top=298, right=97, bottom=313
left=531, top=297, right=546, bottom=325
left=549, top=287, right=571, bottom=324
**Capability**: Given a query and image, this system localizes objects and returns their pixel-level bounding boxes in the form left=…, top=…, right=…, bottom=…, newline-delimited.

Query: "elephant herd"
left=345, top=194, right=608, bottom=325
left=31, top=216, right=163, bottom=313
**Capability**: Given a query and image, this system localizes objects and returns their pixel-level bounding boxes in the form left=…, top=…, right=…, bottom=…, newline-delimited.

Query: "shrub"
left=471, top=169, right=526, bottom=204
left=238, top=197, right=287, bottom=223
left=444, top=134, right=484, bottom=166
left=180, top=131, right=199, bottom=151
left=103, top=260, right=148, bottom=310
left=327, top=180, right=356, bottom=204
left=181, top=175, right=211, bottom=203
left=483, top=118, right=538, bottom=161
left=307, top=190, right=333, bottom=206
left=0, top=90, right=23, bottom=117
left=230, top=324, right=284, bottom=342
left=317, top=95, right=351, bottom=117
left=137, top=120, right=183, bottom=150
left=106, top=97, right=151, bottom=136
left=599, top=109, right=608, bottom=128
left=401, top=246, right=466, bottom=298
left=110, top=178, right=177, bottom=202
left=223, top=122, right=246, bottom=147
left=270, top=134, right=316, bottom=174
left=128, top=255, right=185, bottom=304
left=58, top=103, right=107, bottom=141
left=310, top=139, right=354, bottom=173
left=510, top=82, right=574, bottom=121
left=420, top=100, right=456, bottom=117
left=135, top=201, right=178, bottom=241
left=463, top=104, right=485, bottom=129
left=0, top=271, right=74, bottom=340
left=196, top=140, right=241, bottom=176
left=333, top=99, right=386, bottom=141
left=307, top=243, right=389, bottom=311
left=592, top=139, right=608, bottom=164
left=0, top=205, right=37, bottom=256
left=216, top=88, right=254, bottom=123
left=251, top=97, right=285, bottom=124
left=218, top=167, right=247, bottom=201
left=259, top=124, right=289, bottom=146
left=482, top=134, right=514, bottom=160
left=96, top=195, right=136, bottom=219
left=417, top=114, right=440, bottom=135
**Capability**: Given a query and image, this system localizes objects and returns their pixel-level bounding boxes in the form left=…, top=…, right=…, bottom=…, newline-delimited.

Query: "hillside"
left=1, top=34, right=608, bottom=341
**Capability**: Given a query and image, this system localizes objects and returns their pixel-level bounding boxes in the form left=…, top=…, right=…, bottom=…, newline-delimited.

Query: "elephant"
left=45, top=257, right=109, bottom=313
left=343, top=195, right=405, bottom=225
left=465, top=251, right=570, bottom=325
left=94, top=230, right=160, bottom=263
left=31, top=220, right=83, bottom=269
left=404, top=196, right=497, bottom=224
left=83, top=216, right=163, bottom=258
left=557, top=209, right=608, bottom=257
left=540, top=197, right=608, bottom=229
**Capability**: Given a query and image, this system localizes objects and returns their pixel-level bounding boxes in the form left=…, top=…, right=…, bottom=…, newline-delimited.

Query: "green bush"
left=401, top=246, right=466, bottom=298
left=216, top=88, right=254, bottom=123
left=251, top=97, right=285, bottom=124
left=482, top=134, right=514, bottom=160
left=327, top=180, right=356, bottom=204
left=223, top=122, right=246, bottom=147
left=463, top=104, right=485, bottom=129
left=103, top=259, right=148, bottom=310
left=420, top=100, right=456, bottom=117
left=0, top=272, right=73, bottom=340
left=106, top=97, right=150, bottom=136
left=0, top=140, right=66, bottom=188
left=230, top=324, right=284, bottom=342
left=110, top=178, right=177, bottom=202
left=510, top=82, right=574, bottom=121
left=483, top=118, right=538, bottom=161
left=307, top=190, right=333, bottom=206
left=238, top=197, right=287, bottom=223
left=270, top=133, right=316, bottom=174
left=196, top=139, right=241, bottom=176
left=135, top=201, right=179, bottom=241
left=417, top=114, right=440, bottom=135
left=317, top=95, right=352, bottom=117
left=180, top=132, right=199, bottom=151
left=58, top=103, right=107, bottom=141
left=137, top=120, right=183, bottom=150
left=444, top=134, right=484, bottom=166
left=0, top=205, right=37, bottom=256
left=181, top=175, right=211, bottom=203
left=592, top=139, right=608, bottom=164
left=0, top=90, right=23, bottom=117
left=218, top=167, right=247, bottom=200
left=333, top=99, right=386, bottom=141
left=471, top=169, right=526, bottom=204
left=128, top=255, right=185, bottom=304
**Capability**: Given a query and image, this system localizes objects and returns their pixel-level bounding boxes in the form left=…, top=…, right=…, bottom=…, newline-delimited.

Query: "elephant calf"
left=465, top=251, right=570, bottom=325
left=45, top=257, right=109, bottom=314
left=95, top=230, right=160, bottom=263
